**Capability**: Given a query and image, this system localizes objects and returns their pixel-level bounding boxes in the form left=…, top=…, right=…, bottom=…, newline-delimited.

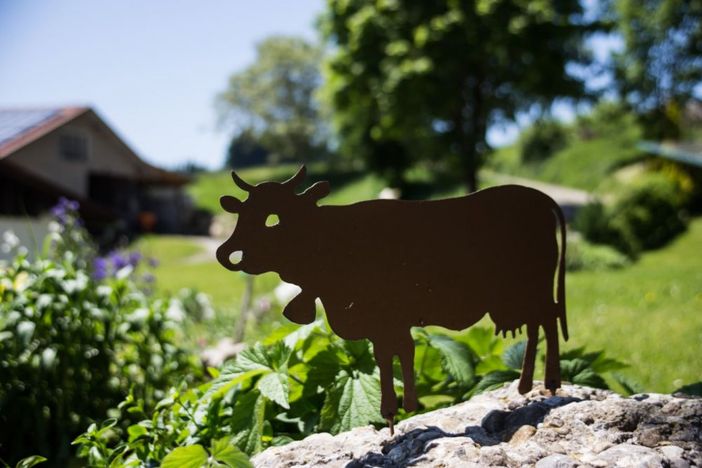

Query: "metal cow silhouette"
left=216, top=166, right=567, bottom=426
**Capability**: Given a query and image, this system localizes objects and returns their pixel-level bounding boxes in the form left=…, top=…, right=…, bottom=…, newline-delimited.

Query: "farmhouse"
left=0, top=106, right=194, bottom=243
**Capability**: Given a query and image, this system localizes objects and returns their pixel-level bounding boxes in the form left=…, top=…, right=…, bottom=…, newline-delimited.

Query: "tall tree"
left=218, top=36, right=329, bottom=164
left=321, top=0, right=595, bottom=192
left=612, top=0, right=702, bottom=139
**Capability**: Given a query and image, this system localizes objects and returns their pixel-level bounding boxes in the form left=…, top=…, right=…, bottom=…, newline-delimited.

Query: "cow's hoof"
left=545, top=380, right=560, bottom=395
left=518, top=381, right=533, bottom=394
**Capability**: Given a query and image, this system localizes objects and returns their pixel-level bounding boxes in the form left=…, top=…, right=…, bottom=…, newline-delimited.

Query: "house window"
left=59, top=133, right=89, bottom=162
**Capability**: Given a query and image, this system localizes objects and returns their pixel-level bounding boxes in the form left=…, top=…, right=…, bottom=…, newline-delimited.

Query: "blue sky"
left=0, top=1, right=617, bottom=169
left=0, top=0, right=322, bottom=169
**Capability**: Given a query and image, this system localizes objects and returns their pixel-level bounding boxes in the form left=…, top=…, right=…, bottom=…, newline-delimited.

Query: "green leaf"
left=127, top=423, right=148, bottom=442
left=230, top=390, right=266, bottom=455
left=673, top=381, right=702, bottom=397
left=474, top=370, right=520, bottom=394
left=257, top=372, right=289, bottom=409
left=304, top=349, right=343, bottom=394
left=571, top=368, right=608, bottom=389
left=502, top=341, right=526, bottom=370
left=210, top=438, right=253, bottom=468
left=161, top=445, right=208, bottom=468
left=320, top=371, right=384, bottom=433
left=612, top=372, right=644, bottom=396
left=205, top=368, right=267, bottom=400
left=426, top=333, right=474, bottom=384
left=15, top=455, right=47, bottom=468
left=459, top=326, right=501, bottom=357
left=475, top=355, right=508, bottom=375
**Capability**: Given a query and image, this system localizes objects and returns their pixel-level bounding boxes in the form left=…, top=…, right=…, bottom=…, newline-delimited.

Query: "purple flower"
left=128, top=251, right=142, bottom=267
left=148, top=257, right=159, bottom=268
left=142, top=273, right=156, bottom=283
left=50, top=197, right=80, bottom=224
left=109, top=251, right=128, bottom=271
left=93, top=257, right=108, bottom=280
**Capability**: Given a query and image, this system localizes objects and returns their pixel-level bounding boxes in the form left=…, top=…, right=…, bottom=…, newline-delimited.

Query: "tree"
left=320, top=0, right=596, bottom=192
left=225, top=130, right=270, bottom=169
left=612, top=0, right=702, bottom=139
left=218, top=36, right=329, bottom=164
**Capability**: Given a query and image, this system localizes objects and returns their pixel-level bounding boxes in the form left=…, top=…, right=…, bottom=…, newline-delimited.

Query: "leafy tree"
left=320, top=0, right=596, bottom=192
left=612, top=0, right=702, bottom=139
left=225, top=130, right=270, bottom=169
left=218, top=36, right=329, bottom=165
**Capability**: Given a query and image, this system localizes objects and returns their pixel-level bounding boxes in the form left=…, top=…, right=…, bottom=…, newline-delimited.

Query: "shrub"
left=519, top=119, right=568, bottom=163
left=566, top=235, right=631, bottom=272
left=73, top=321, right=629, bottom=465
left=575, top=173, right=688, bottom=257
left=0, top=203, right=201, bottom=466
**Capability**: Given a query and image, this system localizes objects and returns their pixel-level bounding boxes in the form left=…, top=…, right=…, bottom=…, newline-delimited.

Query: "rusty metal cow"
left=216, top=166, right=567, bottom=426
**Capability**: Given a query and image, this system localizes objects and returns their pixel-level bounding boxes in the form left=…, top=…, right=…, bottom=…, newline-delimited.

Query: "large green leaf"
left=426, top=333, right=474, bottom=384
left=502, top=341, right=526, bottom=370
left=210, top=438, right=253, bottom=468
left=459, top=326, right=502, bottom=357
left=205, top=368, right=267, bottom=400
left=257, top=371, right=290, bottom=409
left=161, top=445, right=208, bottom=468
left=231, top=342, right=291, bottom=373
left=474, top=370, right=520, bottom=394
left=320, top=371, right=384, bottom=433
left=230, top=390, right=266, bottom=455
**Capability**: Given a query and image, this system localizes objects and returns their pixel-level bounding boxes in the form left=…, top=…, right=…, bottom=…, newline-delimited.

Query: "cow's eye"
left=265, top=214, right=280, bottom=227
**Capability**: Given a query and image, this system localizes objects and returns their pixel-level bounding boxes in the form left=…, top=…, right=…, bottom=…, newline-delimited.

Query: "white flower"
left=130, top=307, right=150, bottom=323
left=116, top=265, right=134, bottom=280
left=166, top=300, right=185, bottom=322
left=1, top=230, right=20, bottom=252
left=97, top=285, right=112, bottom=297
left=37, top=294, right=52, bottom=309
left=42, top=347, right=57, bottom=368
left=48, top=221, right=61, bottom=233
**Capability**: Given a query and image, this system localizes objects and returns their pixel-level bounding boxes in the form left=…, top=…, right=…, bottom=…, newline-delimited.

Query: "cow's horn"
left=284, top=165, right=307, bottom=189
left=231, top=171, right=254, bottom=192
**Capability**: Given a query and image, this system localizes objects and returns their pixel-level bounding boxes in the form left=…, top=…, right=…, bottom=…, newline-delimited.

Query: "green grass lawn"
left=565, top=218, right=702, bottom=393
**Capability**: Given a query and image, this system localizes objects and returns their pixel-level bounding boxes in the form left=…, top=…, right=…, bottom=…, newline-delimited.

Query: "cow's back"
left=307, top=185, right=561, bottom=336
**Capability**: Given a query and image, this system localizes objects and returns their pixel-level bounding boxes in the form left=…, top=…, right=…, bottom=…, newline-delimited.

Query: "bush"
left=566, top=235, right=631, bottom=272
left=73, top=321, right=629, bottom=465
left=0, top=202, right=201, bottom=465
left=575, top=173, right=688, bottom=257
left=519, top=119, right=568, bottom=163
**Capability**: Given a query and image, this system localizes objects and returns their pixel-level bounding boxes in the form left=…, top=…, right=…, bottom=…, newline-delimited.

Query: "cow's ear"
left=220, top=195, right=242, bottom=213
left=301, top=181, right=330, bottom=203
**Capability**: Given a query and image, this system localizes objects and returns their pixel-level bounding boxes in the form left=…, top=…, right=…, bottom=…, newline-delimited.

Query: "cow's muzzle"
left=216, top=244, right=243, bottom=271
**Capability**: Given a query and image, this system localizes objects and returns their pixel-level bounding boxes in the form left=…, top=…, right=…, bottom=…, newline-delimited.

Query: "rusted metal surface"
left=216, top=166, right=568, bottom=426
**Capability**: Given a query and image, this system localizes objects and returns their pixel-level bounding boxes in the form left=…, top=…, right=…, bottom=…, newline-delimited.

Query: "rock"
left=252, top=381, right=702, bottom=467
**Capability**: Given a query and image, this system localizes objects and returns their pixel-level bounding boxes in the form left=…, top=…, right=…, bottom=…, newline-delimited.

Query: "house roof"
left=0, top=106, right=189, bottom=185
left=638, top=141, right=702, bottom=168
left=0, top=107, right=89, bottom=159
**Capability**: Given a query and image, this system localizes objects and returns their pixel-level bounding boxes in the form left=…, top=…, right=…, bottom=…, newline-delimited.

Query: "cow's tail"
left=553, top=204, right=568, bottom=341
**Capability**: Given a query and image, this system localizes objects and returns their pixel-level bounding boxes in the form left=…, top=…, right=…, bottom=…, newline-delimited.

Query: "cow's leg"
left=543, top=317, right=561, bottom=393
left=518, top=323, right=539, bottom=394
left=398, top=333, right=417, bottom=413
left=372, top=341, right=397, bottom=421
